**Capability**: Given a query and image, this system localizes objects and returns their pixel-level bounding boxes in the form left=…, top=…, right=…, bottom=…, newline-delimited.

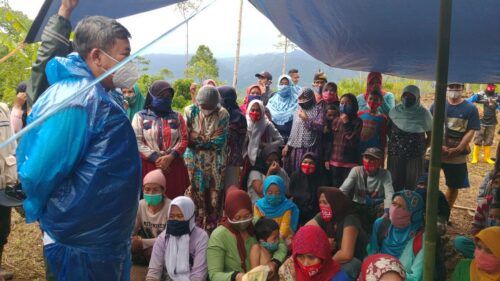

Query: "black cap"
left=0, top=185, right=25, bottom=207
left=255, top=71, right=272, bottom=81
left=362, top=147, right=384, bottom=160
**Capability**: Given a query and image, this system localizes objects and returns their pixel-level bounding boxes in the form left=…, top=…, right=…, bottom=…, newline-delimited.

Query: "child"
left=357, top=89, right=388, bottom=156
left=250, top=217, right=280, bottom=273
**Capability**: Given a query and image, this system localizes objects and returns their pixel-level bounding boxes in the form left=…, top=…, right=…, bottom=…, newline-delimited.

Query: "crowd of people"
left=0, top=1, right=499, bottom=280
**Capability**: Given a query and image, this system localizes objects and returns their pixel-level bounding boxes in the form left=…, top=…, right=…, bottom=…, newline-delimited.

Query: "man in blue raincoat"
left=16, top=14, right=141, bottom=280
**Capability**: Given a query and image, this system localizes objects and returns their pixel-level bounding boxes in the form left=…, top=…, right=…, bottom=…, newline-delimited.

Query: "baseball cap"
left=255, top=71, right=272, bottom=81
left=362, top=147, right=384, bottom=160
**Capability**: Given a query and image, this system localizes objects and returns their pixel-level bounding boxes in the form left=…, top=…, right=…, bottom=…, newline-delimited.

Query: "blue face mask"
left=265, top=194, right=283, bottom=206
left=339, top=104, right=352, bottom=114
left=248, top=95, right=262, bottom=103
left=144, top=193, right=163, bottom=206
left=151, top=96, right=172, bottom=113
left=278, top=85, right=291, bottom=96
left=260, top=241, right=279, bottom=252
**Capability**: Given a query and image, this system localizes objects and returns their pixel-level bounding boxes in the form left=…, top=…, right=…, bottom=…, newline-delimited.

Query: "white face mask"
left=100, top=50, right=139, bottom=89
left=201, top=109, right=215, bottom=116
left=446, top=90, right=462, bottom=99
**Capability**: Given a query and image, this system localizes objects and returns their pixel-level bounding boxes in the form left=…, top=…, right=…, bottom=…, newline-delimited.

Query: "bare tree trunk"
left=185, top=21, right=189, bottom=69
left=232, top=0, right=244, bottom=88
left=282, top=37, right=288, bottom=75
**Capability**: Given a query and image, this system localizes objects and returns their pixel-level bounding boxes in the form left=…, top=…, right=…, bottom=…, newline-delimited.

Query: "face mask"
left=202, top=109, right=215, bottom=116
left=144, top=193, right=163, bottom=206
left=151, top=96, right=172, bottom=113
left=322, top=92, right=338, bottom=104
left=100, top=50, right=139, bottom=89
left=249, top=111, right=261, bottom=122
left=166, top=219, right=191, bottom=236
left=278, top=84, right=290, bottom=91
left=488, top=217, right=499, bottom=227
left=320, top=205, right=333, bottom=222
left=266, top=194, right=283, bottom=206
left=389, top=205, right=411, bottom=228
left=248, top=95, right=261, bottom=103
left=339, top=104, right=352, bottom=115
left=278, top=85, right=291, bottom=97
left=297, top=260, right=322, bottom=277
left=486, top=85, right=496, bottom=93
left=402, top=96, right=416, bottom=108
left=299, top=99, right=315, bottom=109
left=301, top=163, right=316, bottom=175
left=367, top=100, right=381, bottom=110
left=446, top=90, right=462, bottom=99
left=260, top=241, right=279, bottom=252
left=474, top=248, right=500, bottom=273
left=363, top=159, right=381, bottom=174
left=124, top=95, right=137, bottom=106
left=228, top=217, right=253, bottom=231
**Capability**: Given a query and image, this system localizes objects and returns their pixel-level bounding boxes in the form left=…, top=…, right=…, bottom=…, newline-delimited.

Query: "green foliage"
left=0, top=2, right=39, bottom=105
left=185, top=45, right=219, bottom=83
left=134, top=56, right=151, bottom=72
left=172, top=78, right=194, bottom=111
left=136, top=67, right=175, bottom=97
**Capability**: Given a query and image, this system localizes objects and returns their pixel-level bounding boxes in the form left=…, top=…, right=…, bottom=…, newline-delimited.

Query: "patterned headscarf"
left=267, top=75, right=299, bottom=125
left=364, top=72, right=386, bottom=99
left=359, top=254, right=406, bottom=281
left=287, top=87, right=321, bottom=148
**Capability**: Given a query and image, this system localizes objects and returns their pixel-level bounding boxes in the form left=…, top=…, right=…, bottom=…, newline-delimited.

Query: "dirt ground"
left=2, top=94, right=495, bottom=280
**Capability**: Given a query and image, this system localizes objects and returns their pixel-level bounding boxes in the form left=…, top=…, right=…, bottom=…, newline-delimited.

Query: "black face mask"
left=166, top=220, right=191, bottom=236
left=299, top=99, right=315, bottom=110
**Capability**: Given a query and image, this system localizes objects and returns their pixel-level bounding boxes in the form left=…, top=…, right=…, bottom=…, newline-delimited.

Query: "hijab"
left=196, top=86, right=221, bottom=109
left=288, top=88, right=321, bottom=148
left=359, top=254, right=406, bottom=281
left=289, top=153, right=323, bottom=224
left=382, top=190, right=424, bottom=258
left=240, top=84, right=261, bottom=113
left=148, top=80, right=175, bottom=118
left=340, top=93, right=360, bottom=120
left=389, top=85, right=433, bottom=133
left=165, top=196, right=196, bottom=281
left=245, top=100, right=272, bottom=165
left=470, top=226, right=500, bottom=281
left=126, top=84, right=145, bottom=120
left=364, top=72, right=386, bottom=100
left=218, top=86, right=245, bottom=124
left=292, top=225, right=342, bottom=281
left=318, top=186, right=356, bottom=225
left=267, top=75, right=299, bottom=125
left=220, top=186, right=254, bottom=272
left=255, top=175, right=299, bottom=232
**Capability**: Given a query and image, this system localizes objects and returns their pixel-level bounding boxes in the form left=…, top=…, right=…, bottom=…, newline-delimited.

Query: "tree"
left=176, top=0, right=203, bottom=69
left=232, top=0, right=244, bottom=88
left=274, top=34, right=297, bottom=75
left=172, top=78, right=194, bottom=110
left=185, top=45, right=219, bottom=83
left=0, top=1, right=39, bottom=104
left=133, top=56, right=151, bottom=72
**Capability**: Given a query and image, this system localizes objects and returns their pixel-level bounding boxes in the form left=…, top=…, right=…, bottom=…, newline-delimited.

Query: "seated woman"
left=207, top=187, right=287, bottom=281
left=241, top=99, right=284, bottom=190
left=289, top=153, right=326, bottom=226
left=359, top=254, right=406, bottom=281
left=246, top=144, right=289, bottom=205
left=367, top=190, right=425, bottom=281
left=452, top=226, right=500, bottom=281
left=254, top=175, right=299, bottom=244
left=307, top=187, right=368, bottom=280
left=339, top=147, right=394, bottom=233
left=146, top=196, right=208, bottom=281
left=132, top=169, right=172, bottom=264
left=278, top=225, right=349, bottom=281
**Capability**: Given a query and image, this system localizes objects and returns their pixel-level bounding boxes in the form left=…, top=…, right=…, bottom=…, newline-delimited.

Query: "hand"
left=189, top=131, right=200, bottom=140
left=130, top=236, right=143, bottom=254
left=13, top=92, right=27, bottom=109
left=189, top=83, right=198, bottom=102
left=266, top=261, right=278, bottom=280
left=58, top=0, right=79, bottom=19
left=441, top=146, right=449, bottom=157
left=123, top=100, right=129, bottom=110
left=324, top=161, right=330, bottom=171
left=267, top=161, right=280, bottom=175
left=298, top=109, right=308, bottom=121
left=281, top=145, right=289, bottom=157
left=447, top=147, right=463, bottom=157
left=259, top=142, right=268, bottom=149
left=340, top=113, right=349, bottom=124
left=156, top=154, right=174, bottom=170
left=235, top=273, right=244, bottom=281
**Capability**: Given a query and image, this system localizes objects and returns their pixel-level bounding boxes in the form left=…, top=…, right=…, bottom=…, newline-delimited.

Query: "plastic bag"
left=242, top=265, right=270, bottom=281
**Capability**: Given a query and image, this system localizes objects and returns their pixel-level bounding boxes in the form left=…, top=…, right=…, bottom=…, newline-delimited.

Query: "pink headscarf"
left=143, top=169, right=166, bottom=190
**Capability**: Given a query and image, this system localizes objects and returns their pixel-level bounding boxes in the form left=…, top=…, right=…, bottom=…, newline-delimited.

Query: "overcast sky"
left=7, top=0, right=284, bottom=58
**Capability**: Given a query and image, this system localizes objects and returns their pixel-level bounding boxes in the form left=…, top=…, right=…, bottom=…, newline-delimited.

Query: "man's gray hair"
left=73, top=16, right=131, bottom=59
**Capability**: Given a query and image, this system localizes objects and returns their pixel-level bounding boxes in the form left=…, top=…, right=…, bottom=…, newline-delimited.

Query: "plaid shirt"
left=328, top=117, right=363, bottom=166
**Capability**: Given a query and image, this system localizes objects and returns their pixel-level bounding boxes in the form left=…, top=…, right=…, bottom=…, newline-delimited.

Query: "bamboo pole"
left=423, top=0, right=453, bottom=280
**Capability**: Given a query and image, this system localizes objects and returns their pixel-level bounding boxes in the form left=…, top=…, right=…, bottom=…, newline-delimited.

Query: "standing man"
left=430, top=82, right=480, bottom=210
left=288, top=68, right=300, bottom=86
left=255, top=71, right=273, bottom=105
left=17, top=13, right=141, bottom=281
left=467, top=83, right=500, bottom=164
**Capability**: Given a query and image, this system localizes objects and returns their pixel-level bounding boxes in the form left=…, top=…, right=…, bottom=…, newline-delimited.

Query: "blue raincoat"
left=16, top=53, right=141, bottom=280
